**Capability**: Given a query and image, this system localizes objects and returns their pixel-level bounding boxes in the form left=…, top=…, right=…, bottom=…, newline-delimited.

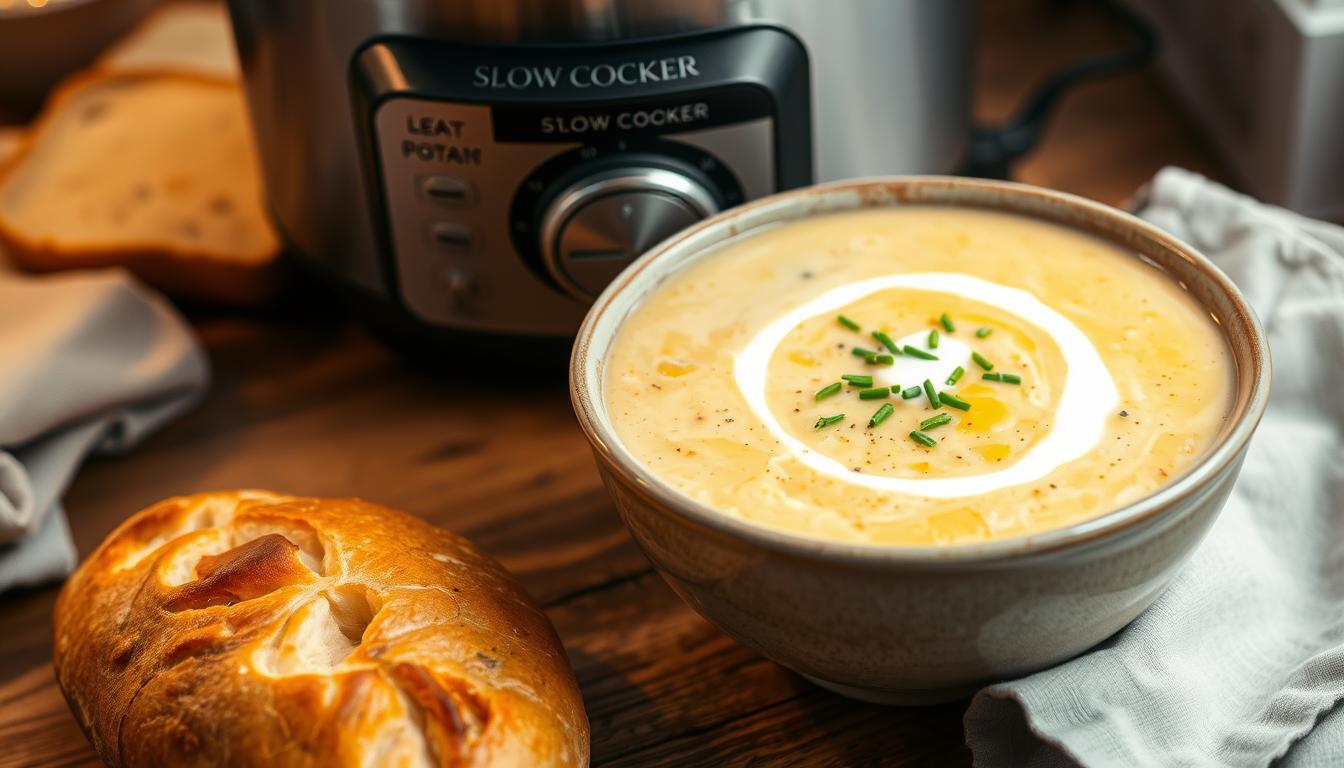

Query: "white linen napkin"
left=0, top=269, right=208, bottom=591
left=964, top=167, right=1344, bottom=767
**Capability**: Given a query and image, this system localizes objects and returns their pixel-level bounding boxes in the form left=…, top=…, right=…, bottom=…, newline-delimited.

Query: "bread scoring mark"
left=388, top=662, right=491, bottom=765
left=327, top=584, right=380, bottom=647
left=251, top=585, right=383, bottom=676
left=110, top=491, right=282, bottom=574
left=330, top=670, right=435, bottom=768
left=229, top=516, right=327, bottom=576
left=116, top=670, right=155, bottom=765
left=153, top=506, right=327, bottom=592
left=107, top=501, right=191, bottom=574
left=164, top=534, right=316, bottom=612
left=158, top=529, right=232, bottom=587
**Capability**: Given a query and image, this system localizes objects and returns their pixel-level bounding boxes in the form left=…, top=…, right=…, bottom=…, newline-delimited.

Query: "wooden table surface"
left=0, top=1, right=1226, bottom=765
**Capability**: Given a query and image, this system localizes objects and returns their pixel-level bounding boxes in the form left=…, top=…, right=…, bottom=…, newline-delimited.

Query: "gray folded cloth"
left=0, top=269, right=208, bottom=592
left=965, top=167, right=1344, bottom=767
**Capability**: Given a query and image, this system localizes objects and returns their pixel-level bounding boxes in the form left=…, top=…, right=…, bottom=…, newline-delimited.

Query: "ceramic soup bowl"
left=569, top=176, right=1269, bottom=704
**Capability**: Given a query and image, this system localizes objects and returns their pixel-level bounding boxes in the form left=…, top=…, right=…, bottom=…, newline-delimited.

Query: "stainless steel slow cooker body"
left=226, top=0, right=971, bottom=339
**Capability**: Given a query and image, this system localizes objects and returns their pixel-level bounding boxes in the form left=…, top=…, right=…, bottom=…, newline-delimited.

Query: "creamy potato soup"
left=604, top=207, right=1233, bottom=546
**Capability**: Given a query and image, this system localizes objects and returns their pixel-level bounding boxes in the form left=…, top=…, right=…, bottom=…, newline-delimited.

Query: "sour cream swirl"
left=734, top=273, right=1118, bottom=498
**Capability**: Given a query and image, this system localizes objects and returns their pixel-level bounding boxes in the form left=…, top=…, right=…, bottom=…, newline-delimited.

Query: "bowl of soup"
left=570, top=177, right=1269, bottom=704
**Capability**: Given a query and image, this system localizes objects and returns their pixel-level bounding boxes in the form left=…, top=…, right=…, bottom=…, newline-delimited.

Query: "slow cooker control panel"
left=351, top=27, right=811, bottom=335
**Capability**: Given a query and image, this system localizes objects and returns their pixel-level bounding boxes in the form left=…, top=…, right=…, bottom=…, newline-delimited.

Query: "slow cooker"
left=225, top=0, right=1150, bottom=344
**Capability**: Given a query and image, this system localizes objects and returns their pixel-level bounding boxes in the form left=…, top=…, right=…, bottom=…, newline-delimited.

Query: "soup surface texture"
left=604, top=207, right=1232, bottom=546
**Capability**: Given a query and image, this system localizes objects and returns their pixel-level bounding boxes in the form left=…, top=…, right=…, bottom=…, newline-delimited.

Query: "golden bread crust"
left=53, top=491, right=589, bottom=767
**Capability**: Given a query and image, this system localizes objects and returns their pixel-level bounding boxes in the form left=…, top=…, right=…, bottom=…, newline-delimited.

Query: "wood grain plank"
left=0, top=666, right=99, bottom=768
left=552, top=571, right=971, bottom=767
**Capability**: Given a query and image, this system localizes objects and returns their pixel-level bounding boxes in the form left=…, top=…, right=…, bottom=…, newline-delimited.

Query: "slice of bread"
left=0, top=71, right=280, bottom=304
left=99, top=2, right=239, bottom=80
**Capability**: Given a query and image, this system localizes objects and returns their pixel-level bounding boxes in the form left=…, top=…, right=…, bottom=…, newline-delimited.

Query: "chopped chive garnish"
left=859, top=387, right=890, bottom=400
left=919, top=413, right=952, bottom=431
left=910, top=430, right=938, bottom=447
left=815, top=382, right=843, bottom=400
left=852, top=346, right=878, bottom=359
left=976, top=326, right=993, bottom=338
left=868, top=353, right=895, bottom=366
left=983, top=372, right=1022, bottom=385
left=903, top=345, right=939, bottom=361
left=868, top=402, right=895, bottom=428
left=946, top=366, right=965, bottom=386
left=814, top=413, right=845, bottom=429
left=939, top=391, right=971, bottom=411
left=837, top=315, right=860, bottom=332
left=928, top=329, right=940, bottom=349
left=940, top=313, right=956, bottom=333
left=900, top=386, right=922, bottom=399
left=871, top=330, right=901, bottom=355
left=841, top=374, right=873, bottom=386
left=982, top=372, right=1001, bottom=381
left=923, top=378, right=940, bottom=408
left=890, top=384, right=902, bottom=394
left=972, top=352, right=994, bottom=371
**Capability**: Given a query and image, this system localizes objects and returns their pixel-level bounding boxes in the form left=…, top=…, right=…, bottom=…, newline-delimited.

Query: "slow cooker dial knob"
left=539, top=167, right=720, bottom=301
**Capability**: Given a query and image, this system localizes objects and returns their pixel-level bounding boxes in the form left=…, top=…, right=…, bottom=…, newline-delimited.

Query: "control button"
left=539, top=167, right=719, bottom=300
left=438, top=267, right=476, bottom=307
left=420, top=176, right=475, bottom=207
left=429, top=222, right=472, bottom=251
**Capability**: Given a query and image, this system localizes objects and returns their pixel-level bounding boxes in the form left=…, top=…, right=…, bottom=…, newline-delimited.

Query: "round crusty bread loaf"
left=53, top=491, right=589, bottom=767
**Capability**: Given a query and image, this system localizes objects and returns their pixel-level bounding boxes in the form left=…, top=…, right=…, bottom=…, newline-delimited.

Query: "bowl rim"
left=569, top=175, right=1271, bottom=566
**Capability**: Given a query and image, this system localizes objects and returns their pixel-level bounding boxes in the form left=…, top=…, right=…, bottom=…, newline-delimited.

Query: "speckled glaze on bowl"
left=569, top=176, right=1270, bottom=705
